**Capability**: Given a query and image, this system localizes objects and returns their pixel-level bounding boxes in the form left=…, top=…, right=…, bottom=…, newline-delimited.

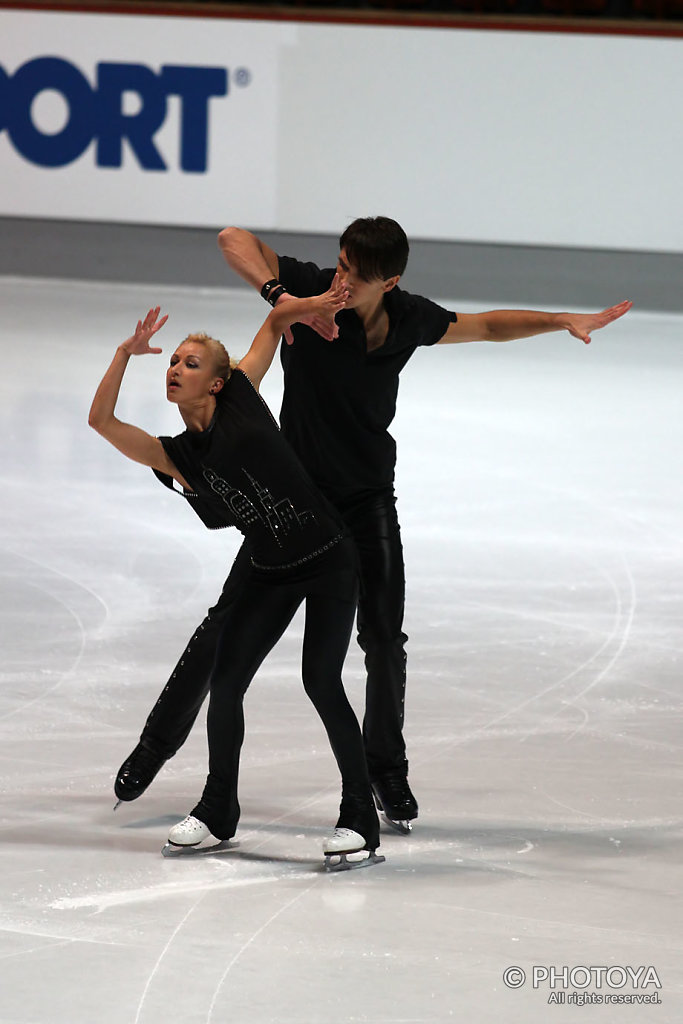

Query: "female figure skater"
left=88, top=281, right=383, bottom=870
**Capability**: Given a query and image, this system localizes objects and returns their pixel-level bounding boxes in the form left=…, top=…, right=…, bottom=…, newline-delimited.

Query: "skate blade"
left=161, top=839, right=236, bottom=858
left=113, top=799, right=121, bottom=811
left=324, top=850, right=386, bottom=873
left=381, top=812, right=413, bottom=836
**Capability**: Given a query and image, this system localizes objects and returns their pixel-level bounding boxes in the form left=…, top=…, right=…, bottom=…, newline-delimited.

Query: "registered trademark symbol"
left=234, top=67, right=251, bottom=87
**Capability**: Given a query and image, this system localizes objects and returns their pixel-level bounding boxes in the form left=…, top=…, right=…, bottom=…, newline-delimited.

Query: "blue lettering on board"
left=0, top=57, right=229, bottom=171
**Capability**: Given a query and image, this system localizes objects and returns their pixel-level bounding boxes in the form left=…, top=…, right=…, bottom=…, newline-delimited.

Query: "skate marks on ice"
left=47, top=835, right=389, bottom=916
left=59, top=834, right=389, bottom=1024
left=406, top=500, right=662, bottom=776
left=186, top=877, right=322, bottom=1024
left=49, top=858, right=315, bottom=913
left=126, top=833, right=414, bottom=1024
left=496, top=490, right=640, bottom=744
left=0, top=549, right=106, bottom=723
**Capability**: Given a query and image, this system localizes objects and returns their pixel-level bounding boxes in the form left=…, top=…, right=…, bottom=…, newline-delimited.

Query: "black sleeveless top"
left=153, top=369, right=345, bottom=572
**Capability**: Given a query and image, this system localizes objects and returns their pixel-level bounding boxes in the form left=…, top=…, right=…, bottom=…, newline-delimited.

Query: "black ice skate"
left=371, top=765, right=418, bottom=835
left=161, top=814, right=235, bottom=857
left=323, top=785, right=385, bottom=872
left=113, top=740, right=168, bottom=808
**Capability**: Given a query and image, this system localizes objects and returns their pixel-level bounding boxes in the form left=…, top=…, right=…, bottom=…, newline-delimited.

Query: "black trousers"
left=191, top=566, right=367, bottom=840
left=336, top=489, right=408, bottom=777
left=141, top=487, right=408, bottom=778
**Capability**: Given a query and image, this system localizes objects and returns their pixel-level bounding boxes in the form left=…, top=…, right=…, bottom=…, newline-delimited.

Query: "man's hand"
left=121, top=307, right=168, bottom=356
left=563, top=300, right=632, bottom=345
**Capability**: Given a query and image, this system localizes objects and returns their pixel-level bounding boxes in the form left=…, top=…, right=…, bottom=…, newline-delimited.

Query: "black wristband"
left=261, top=279, right=287, bottom=307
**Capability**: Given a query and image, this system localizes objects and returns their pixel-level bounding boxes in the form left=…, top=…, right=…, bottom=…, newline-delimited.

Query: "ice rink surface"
left=0, top=276, right=681, bottom=1023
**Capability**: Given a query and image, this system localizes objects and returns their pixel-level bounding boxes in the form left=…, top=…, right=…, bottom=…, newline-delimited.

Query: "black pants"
left=191, top=565, right=367, bottom=840
left=336, top=489, right=408, bottom=776
left=141, top=488, right=408, bottom=778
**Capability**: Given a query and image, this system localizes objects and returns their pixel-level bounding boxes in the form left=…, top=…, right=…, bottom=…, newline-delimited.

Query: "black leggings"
left=190, top=570, right=369, bottom=841
left=140, top=488, right=408, bottom=779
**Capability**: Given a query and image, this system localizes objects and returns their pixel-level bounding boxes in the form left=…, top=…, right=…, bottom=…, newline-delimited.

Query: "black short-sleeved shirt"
left=277, top=255, right=456, bottom=501
left=154, top=369, right=344, bottom=570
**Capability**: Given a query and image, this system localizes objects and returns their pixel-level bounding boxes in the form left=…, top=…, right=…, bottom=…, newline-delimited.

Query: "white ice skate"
left=322, top=827, right=385, bottom=873
left=161, top=815, right=234, bottom=857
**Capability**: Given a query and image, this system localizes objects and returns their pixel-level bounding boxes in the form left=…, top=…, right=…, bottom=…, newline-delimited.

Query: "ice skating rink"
left=1, top=275, right=681, bottom=1023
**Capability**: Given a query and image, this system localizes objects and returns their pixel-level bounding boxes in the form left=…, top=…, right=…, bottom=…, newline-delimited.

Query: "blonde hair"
left=179, top=332, right=238, bottom=382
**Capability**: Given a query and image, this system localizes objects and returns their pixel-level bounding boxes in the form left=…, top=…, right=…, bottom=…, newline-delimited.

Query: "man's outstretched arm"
left=439, top=300, right=632, bottom=346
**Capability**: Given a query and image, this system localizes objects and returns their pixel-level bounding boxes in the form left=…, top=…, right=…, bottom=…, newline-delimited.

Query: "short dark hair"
left=339, top=216, right=409, bottom=281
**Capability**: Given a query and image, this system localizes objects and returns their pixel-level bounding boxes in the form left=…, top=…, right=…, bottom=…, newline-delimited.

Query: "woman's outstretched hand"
left=121, top=307, right=168, bottom=355
left=281, top=275, right=349, bottom=345
left=312, top=273, right=349, bottom=319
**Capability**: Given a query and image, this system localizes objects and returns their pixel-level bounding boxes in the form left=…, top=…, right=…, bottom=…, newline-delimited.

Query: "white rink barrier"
left=1, top=8, right=681, bottom=253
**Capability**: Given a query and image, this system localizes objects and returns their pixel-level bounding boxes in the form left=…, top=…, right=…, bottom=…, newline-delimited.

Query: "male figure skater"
left=115, top=216, right=630, bottom=832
